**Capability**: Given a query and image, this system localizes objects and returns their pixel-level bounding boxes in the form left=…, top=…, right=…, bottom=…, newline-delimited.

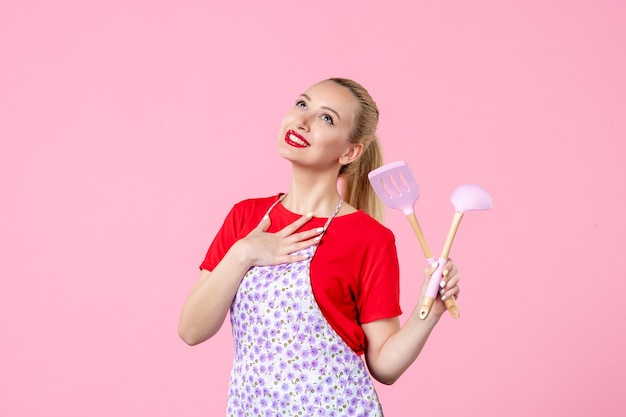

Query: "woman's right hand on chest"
left=234, top=213, right=324, bottom=266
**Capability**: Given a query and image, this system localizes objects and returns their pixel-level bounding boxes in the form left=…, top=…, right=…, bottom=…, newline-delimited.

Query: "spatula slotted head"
left=368, top=161, right=421, bottom=215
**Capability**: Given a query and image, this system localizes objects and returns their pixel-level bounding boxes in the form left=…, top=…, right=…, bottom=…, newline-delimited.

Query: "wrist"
left=229, top=240, right=255, bottom=269
left=410, top=305, right=441, bottom=328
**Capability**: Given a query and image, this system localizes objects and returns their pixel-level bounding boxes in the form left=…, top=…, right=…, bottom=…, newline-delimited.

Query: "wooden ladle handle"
left=419, top=212, right=464, bottom=320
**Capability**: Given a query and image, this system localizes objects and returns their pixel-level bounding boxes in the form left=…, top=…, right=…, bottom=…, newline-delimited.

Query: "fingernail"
left=439, top=288, right=445, bottom=295
left=302, top=253, right=309, bottom=259
left=441, top=295, right=447, bottom=301
left=262, top=215, right=269, bottom=221
left=316, top=227, right=324, bottom=233
left=431, top=262, right=439, bottom=269
left=440, top=280, right=446, bottom=288
left=443, top=269, right=449, bottom=277
left=306, top=212, right=314, bottom=218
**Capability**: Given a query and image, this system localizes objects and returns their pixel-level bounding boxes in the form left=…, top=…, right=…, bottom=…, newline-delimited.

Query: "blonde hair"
left=329, top=78, right=385, bottom=222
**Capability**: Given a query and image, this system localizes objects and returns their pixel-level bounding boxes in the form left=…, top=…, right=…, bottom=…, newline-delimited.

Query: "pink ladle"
left=419, top=184, right=493, bottom=319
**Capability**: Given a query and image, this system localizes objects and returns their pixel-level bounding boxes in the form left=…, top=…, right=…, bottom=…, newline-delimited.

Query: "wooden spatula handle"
left=406, top=213, right=434, bottom=260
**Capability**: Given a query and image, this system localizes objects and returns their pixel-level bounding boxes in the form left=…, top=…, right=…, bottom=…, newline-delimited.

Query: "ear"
left=339, top=143, right=364, bottom=166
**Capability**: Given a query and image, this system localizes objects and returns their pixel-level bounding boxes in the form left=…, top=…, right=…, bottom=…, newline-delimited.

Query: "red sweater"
left=200, top=195, right=402, bottom=355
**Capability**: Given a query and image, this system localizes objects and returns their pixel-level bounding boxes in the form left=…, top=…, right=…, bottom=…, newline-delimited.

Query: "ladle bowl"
left=450, top=184, right=493, bottom=213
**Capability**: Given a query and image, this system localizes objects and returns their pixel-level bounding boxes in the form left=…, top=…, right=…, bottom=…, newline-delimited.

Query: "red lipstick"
left=285, top=129, right=310, bottom=148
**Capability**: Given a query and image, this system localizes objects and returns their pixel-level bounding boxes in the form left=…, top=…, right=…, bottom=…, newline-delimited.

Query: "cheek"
left=333, top=128, right=353, bottom=147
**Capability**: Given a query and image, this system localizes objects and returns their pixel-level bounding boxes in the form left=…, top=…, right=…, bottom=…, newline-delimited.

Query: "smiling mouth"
left=285, top=130, right=310, bottom=148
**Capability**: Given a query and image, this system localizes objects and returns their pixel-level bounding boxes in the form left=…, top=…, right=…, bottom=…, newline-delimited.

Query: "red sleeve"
left=199, top=204, right=241, bottom=272
left=357, top=234, right=402, bottom=324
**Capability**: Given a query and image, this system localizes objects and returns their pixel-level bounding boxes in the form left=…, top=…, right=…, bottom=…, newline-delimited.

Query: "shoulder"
left=331, top=210, right=396, bottom=250
left=339, top=211, right=394, bottom=238
left=231, top=194, right=282, bottom=214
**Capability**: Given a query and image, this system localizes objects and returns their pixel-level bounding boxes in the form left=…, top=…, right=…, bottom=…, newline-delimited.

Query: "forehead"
left=303, top=81, right=359, bottom=119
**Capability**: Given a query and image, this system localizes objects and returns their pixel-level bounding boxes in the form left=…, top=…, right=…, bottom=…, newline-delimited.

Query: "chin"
left=277, top=144, right=295, bottom=162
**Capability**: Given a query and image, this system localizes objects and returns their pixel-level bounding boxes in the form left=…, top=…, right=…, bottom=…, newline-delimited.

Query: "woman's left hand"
left=420, top=259, right=461, bottom=318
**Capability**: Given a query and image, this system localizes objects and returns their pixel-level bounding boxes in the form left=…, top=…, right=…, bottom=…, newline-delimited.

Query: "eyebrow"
left=300, top=94, right=342, bottom=121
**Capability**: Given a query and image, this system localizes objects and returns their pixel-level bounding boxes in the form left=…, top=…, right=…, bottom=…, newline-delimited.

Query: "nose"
left=294, top=113, right=311, bottom=132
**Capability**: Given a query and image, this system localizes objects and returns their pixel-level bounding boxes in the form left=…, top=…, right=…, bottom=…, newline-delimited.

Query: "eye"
left=321, top=114, right=334, bottom=125
left=296, top=100, right=307, bottom=109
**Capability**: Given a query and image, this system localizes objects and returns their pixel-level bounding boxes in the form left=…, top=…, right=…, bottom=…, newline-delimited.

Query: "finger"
left=277, top=252, right=311, bottom=264
left=279, top=212, right=314, bottom=236
left=440, top=284, right=460, bottom=301
left=445, top=272, right=460, bottom=287
left=440, top=274, right=460, bottom=292
left=439, top=273, right=460, bottom=300
left=280, top=234, right=323, bottom=257
left=291, top=235, right=325, bottom=253
left=256, top=214, right=272, bottom=232
left=442, top=259, right=455, bottom=276
left=440, top=260, right=457, bottom=288
left=290, top=226, right=325, bottom=243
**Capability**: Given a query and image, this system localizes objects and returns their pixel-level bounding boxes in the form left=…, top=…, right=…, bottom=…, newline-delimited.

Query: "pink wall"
left=2, top=1, right=624, bottom=416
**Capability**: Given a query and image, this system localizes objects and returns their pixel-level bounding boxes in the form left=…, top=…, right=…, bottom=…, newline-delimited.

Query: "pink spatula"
left=368, top=161, right=460, bottom=318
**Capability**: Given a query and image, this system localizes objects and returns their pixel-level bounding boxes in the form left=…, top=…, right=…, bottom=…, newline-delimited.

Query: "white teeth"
left=289, top=133, right=309, bottom=146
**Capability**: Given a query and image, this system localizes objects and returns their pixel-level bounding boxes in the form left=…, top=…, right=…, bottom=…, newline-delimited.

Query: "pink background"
left=1, top=1, right=625, bottom=416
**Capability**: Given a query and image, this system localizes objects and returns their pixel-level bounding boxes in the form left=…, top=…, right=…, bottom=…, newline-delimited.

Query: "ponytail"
left=329, top=77, right=385, bottom=222
left=340, top=136, right=384, bottom=222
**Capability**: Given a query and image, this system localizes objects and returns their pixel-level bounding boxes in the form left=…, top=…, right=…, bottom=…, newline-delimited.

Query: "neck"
left=281, top=165, right=343, bottom=217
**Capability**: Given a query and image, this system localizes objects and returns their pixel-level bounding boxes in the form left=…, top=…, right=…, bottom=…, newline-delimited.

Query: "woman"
left=178, top=78, right=460, bottom=416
